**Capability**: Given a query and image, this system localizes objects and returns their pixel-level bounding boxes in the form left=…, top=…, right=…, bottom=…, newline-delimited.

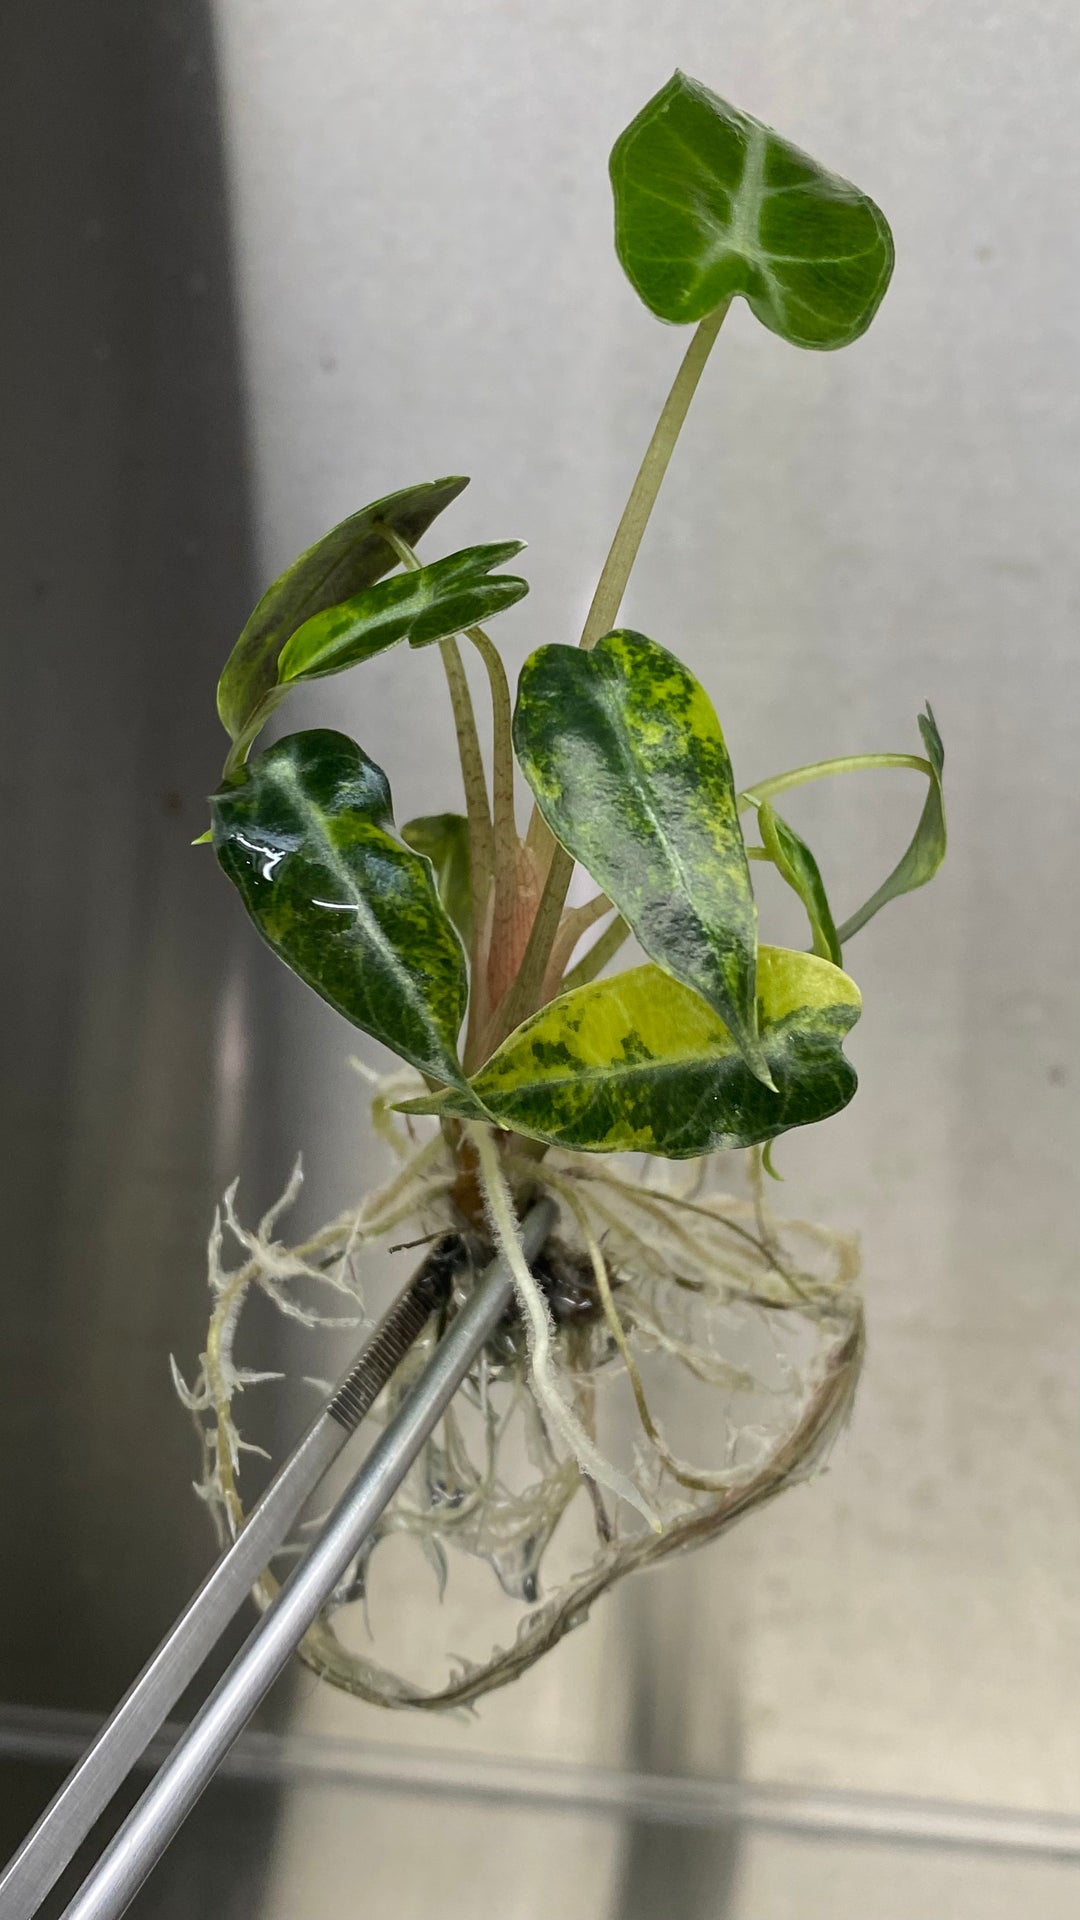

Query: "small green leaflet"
left=277, top=544, right=527, bottom=684
left=610, top=71, right=894, bottom=349
left=401, top=948, right=860, bottom=1159
left=211, top=730, right=473, bottom=1090
left=756, top=801, right=841, bottom=965
left=216, top=476, right=469, bottom=746
left=513, top=629, right=770, bottom=1083
left=838, top=707, right=946, bottom=943
left=401, top=813, right=473, bottom=948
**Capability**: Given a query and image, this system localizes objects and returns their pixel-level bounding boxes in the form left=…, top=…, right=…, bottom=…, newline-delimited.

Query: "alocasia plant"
left=193, top=73, right=945, bottom=1708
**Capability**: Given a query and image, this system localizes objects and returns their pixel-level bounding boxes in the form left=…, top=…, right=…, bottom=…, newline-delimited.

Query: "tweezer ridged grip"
left=327, top=1240, right=461, bottom=1433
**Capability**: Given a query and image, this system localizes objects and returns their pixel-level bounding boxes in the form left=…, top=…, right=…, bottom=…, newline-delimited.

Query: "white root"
left=176, top=1075, right=863, bottom=1711
left=178, top=1133, right=457, bottom=1540
left=543, top=1168, right=765, bottom=1494
left=468, top=1122, right=661, bottom=1531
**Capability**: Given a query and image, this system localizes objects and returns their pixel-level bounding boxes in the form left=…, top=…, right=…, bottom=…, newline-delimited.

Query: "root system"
left=176, top=1081, right=863, bottom=1710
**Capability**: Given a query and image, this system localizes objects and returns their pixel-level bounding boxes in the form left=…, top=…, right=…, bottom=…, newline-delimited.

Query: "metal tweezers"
left=0, top=1198, right=555, bottom=1920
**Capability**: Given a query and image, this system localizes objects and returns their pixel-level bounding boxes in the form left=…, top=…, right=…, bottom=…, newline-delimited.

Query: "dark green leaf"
left=211, top=729, right=472, bottom=1089
left=402, top=948, right=860, bottom=1159
left=837, top=706, right=946, bottom=943
left=216, top=476, right=469, bottom=745
left=610, top=71, right=894, bottom=348
left=277, top=544, right=527, bottom=685
left=757, top=801, right=841, bottom=965
left=513, top=629, right=770, bottom=1082
left=401, top=813, right=473, bottom=949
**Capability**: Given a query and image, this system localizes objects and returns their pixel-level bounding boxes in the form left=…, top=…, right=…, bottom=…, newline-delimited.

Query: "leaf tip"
left=746, top=1046, right=778, bottom=1094
left=919, top=702, right=944, bottom=774
left=761, top=1140, right=784, bottom=1182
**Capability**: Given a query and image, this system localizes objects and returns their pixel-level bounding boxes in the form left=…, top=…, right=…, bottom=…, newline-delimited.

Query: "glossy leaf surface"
left=611, top=72, right=893, bottom=348
left=513, top=629, right=768, bottom=1080
left=401, top=812, right=473, bottom=949
left=838, top=707, right=946, bottom=943
left=277, top=543, right=527, bottom=684
left=211, top=730, right=470, bottom=1087
left=217, top=476, right=469, bottom=743
left=757, top=801, right=841, bottom=965
left=405, top=948, right=860, bottom=1158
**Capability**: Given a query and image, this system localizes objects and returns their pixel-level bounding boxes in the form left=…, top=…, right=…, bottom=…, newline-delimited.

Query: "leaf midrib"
left=271, top=755, right=458, bottom=1062
left=664, top=115, right=886, bottom=336
left=297, top=566, right=438, bottom=675
left=483, top=1043, right=743, bottom=1099
left=591, top=665, right=699, bottom=928
left=479, top=1000, right=852, bottom=1102
left=620, top=170, right=883, bottom=270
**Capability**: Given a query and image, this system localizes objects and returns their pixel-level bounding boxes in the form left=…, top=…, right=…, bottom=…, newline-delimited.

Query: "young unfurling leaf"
left=756, top=801, right=842, bottom=966
left=401, top=813, right=473, bottom=949
left=216, top=476, right=469, bottom=749
left=837, top=708, right=946, bottom=943
left=277, top=543, right=527, bottom=684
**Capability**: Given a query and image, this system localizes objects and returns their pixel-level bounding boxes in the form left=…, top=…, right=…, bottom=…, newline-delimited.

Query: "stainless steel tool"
left=0, top=1199, right=555, bottom=1920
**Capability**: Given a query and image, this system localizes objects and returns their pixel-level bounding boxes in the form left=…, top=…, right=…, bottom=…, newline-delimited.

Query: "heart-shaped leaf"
left=217, top=476, right=469, bottom=746
left=611, top=72, right=894, bottom=348
left=837, top=707, right=946, bottom=943
left=277, top=543, right=527, bottom=685
left=211, top=730, right=471, bottom=1089
left=401, top=812, right=473, bottom=948
left=402, top=948, right=860, bottom=1158
left=756, top=801, right=841, bottom=965
left=513, top=629, right=769, bottom=1082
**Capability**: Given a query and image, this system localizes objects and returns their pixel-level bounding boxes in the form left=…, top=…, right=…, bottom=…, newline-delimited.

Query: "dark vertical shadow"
left=606, top=1578, right=744, bottom=1919
left=0, top=0, right=289, bottom=1901
left=614, top=1819, right=741, bottom=1920
left=1, top=1758, right=287, bottom=1920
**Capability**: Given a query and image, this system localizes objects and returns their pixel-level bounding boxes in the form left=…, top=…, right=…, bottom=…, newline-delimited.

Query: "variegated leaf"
left=402, top=948, right=860, bottom=1158
left=217, top=475, right=468, bottom=747
left=277, top=543, right=527, bottom=684
left=211, top=730, right=472, bottom=1089
left=513, top=629, right=769, bottom=1081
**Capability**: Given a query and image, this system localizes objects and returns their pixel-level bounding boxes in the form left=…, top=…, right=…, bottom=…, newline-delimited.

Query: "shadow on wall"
left=0, top=0, right=290, bottom=1891
left=609, top=1561, right=744, bottom=1916
left=0, top=1756, right=282, bottom=1920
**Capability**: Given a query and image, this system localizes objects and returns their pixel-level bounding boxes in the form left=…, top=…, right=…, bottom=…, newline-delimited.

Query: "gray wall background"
left=2, top=1, right=1078, bottom=1914
left=212, top=0, right=1080, bottom=1803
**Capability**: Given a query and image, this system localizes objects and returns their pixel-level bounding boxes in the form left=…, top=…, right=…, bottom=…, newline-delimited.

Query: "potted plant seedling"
left=180, top=73, right=945, bottom=1709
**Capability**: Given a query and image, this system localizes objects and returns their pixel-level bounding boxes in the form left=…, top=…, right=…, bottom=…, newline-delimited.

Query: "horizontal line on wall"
left=1, top=1702, right=1077, bottom=1862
